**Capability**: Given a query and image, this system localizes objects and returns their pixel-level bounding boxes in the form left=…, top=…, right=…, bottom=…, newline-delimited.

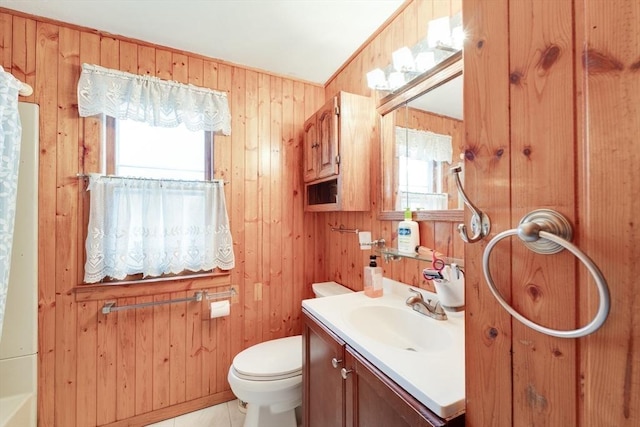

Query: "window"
left=77, top=63, right=234, bottom=284
left=81, top=118, right=233, bottom=284
left=105, top=117, right=213, bottom=181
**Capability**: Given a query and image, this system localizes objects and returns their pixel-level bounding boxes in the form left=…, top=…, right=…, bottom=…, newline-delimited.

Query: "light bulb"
left=388, top=72, right=406, bottom=90
left=392, top=47, right=415, bottom=72
left=452, top=26, right=464, bottom=50
left=427, top=16, right=451, bottom=48
left=366, top=68, right=387, bottom=90
left=415, top=52, right=436, bottom=72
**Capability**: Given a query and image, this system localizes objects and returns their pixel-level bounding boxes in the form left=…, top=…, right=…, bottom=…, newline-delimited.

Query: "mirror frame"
left=377, top=51, right=464, bottom=222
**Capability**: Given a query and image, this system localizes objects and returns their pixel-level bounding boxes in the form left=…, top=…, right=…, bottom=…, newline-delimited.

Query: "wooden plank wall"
left=319, top=0, right=464, bottom=293
left=577, top=1, right=639, bottom=425
left=461, top=0, right=640, bottom=426
left=462, top=0, right=512, bottom=424
left=0, top=8, right=324, bottom=427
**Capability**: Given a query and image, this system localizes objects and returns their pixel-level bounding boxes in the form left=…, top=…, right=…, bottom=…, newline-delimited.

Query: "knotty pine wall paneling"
left=77, top=30, right=101, bottom=427
left=510, top=1, right=577, bottom=425
left=460, top=0, right=640, bottom=426
left=0, top=8, right=324, bottom=426
left=36, top=21, right=60, bottom=427
left=461, top=0, right=513, bottom=424
left=576, top=1, right=639, bottom=426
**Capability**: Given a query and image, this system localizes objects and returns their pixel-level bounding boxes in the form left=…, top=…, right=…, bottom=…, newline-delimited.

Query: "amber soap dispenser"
left=364, top=255, right=383, bottom=298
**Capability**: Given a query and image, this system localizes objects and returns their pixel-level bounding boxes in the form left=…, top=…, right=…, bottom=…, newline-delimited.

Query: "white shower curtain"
left=0, top=67, right=23, bottom=340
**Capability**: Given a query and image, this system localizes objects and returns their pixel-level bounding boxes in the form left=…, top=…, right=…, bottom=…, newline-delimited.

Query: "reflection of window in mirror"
left=396, top=125, right=450, bottom=210
left=394, top=105, right=462, bottom=211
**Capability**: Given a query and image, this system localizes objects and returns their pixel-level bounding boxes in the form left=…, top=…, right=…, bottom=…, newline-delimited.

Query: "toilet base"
left=243, top=403, right=298, bottom=427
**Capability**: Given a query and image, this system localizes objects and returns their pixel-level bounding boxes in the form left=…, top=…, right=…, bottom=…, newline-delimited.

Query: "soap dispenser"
left=397, top=208, right=420, bottom=254
left=364, top=255, right=383, bottom=298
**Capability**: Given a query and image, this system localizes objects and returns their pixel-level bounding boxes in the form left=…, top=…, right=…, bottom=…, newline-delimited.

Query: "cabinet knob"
left=340, top=367, right=353, bottom=380
left=331, top=357, right=342, bottom=368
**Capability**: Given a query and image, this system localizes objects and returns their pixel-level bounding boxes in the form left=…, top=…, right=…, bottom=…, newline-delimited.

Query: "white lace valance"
left=395, top=126, right=453, bottom=163
left=84, top=174, right=235, bottom=283
left=77, top=63, right=231, bottom=135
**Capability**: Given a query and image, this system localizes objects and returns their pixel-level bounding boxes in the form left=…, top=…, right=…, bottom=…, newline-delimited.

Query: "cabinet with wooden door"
left=303, top=310, right=346, bottom=427
left=303, top=91, right=375, bottom=211
left=302, top=311, right=464, bottom=427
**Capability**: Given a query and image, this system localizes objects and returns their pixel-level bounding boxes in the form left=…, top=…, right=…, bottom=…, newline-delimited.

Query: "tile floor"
left=146, top=400, right=245, bottom=427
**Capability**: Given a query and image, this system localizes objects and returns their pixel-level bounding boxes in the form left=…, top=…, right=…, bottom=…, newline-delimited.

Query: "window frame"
left=79, top=116, right=221, bottom=286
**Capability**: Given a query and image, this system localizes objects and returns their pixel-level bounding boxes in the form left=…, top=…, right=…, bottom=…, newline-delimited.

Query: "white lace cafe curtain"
left=395, top=126, right=453, bottom=163
left=84, top=175, right=235, bottom=283
left=77, top=63, right=231, bottom=135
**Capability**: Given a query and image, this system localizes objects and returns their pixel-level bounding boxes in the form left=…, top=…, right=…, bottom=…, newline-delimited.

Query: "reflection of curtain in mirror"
left=395, top=126, right=452, bottom=210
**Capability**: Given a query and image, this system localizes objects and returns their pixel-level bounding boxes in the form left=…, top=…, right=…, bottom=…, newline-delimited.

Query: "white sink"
left=347, top=305, right=452, bottom=352
left=302, top=278, right=465, bottom=419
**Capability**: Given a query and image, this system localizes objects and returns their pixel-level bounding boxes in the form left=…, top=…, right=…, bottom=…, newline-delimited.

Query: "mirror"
left=378, top=51, right=464, bottom=222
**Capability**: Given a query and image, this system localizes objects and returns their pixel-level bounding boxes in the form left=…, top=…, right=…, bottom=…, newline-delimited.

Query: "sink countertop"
left=302, top=278, right=465, bottom=420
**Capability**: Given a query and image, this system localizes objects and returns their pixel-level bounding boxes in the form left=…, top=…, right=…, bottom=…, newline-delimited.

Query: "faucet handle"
left=405, top=288, right=424, bottom=305
left=431, top=299, right=447, bottom=316
left=408, top=288, right=424, bottom=300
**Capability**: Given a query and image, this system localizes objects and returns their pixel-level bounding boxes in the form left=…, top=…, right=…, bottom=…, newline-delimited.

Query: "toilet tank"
left=312, top=281, right=353, bottom=298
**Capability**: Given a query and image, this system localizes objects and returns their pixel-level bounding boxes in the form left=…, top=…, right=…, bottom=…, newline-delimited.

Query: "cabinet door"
left=303, top=115, right=319, bottom=182
left=303, top=312, right=346, bottom=427
left=316, top=96, right=339, bottom=179
left=344, top=346, right=464, bottom=427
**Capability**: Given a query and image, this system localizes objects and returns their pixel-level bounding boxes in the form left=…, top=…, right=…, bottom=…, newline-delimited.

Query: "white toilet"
left=227, top=281, right=353, bottom=427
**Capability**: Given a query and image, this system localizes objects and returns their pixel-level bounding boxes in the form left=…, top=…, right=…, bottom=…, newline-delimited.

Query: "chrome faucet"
left=405, top=288, right=447, bottom=321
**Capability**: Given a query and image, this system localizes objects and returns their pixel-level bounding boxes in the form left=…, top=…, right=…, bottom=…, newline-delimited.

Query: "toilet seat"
left=232, top=335, right=302, bottom=381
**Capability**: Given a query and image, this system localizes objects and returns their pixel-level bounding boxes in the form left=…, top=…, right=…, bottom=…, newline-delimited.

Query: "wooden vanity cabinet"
left=303, top=310, right=346, bottom=427
left=344, top=347, right=464, bottom=427
left=303, top=311, right=464, bottom=427
left=303, top=91, right=375, bottom=211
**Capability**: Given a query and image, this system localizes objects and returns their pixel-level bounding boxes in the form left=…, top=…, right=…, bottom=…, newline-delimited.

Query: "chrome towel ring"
left=482, top=209, right=610, bottom=338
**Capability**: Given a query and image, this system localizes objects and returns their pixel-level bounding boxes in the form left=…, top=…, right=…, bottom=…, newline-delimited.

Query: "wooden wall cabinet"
left=303, top=311, right=463, bottom=427
left=303, top=91, right=375, bottom=211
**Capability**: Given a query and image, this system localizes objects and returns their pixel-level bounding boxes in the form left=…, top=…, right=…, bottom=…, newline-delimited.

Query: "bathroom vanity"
left=302, top=280, right=465, bottom=427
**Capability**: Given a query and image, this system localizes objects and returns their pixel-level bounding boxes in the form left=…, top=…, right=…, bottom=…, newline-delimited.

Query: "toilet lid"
left=232, top=335, right=302, bottom=381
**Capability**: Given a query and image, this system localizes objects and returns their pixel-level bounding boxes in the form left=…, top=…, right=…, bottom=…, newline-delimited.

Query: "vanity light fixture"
left=366, top=12, right=463, bottom=92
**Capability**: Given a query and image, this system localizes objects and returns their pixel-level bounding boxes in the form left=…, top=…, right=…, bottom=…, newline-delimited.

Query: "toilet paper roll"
left=210, top=300, right=230, bottom=319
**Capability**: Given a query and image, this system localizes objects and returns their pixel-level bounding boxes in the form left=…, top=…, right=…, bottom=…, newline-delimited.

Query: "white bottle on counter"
left=397, top=208, right=419, bottom=254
